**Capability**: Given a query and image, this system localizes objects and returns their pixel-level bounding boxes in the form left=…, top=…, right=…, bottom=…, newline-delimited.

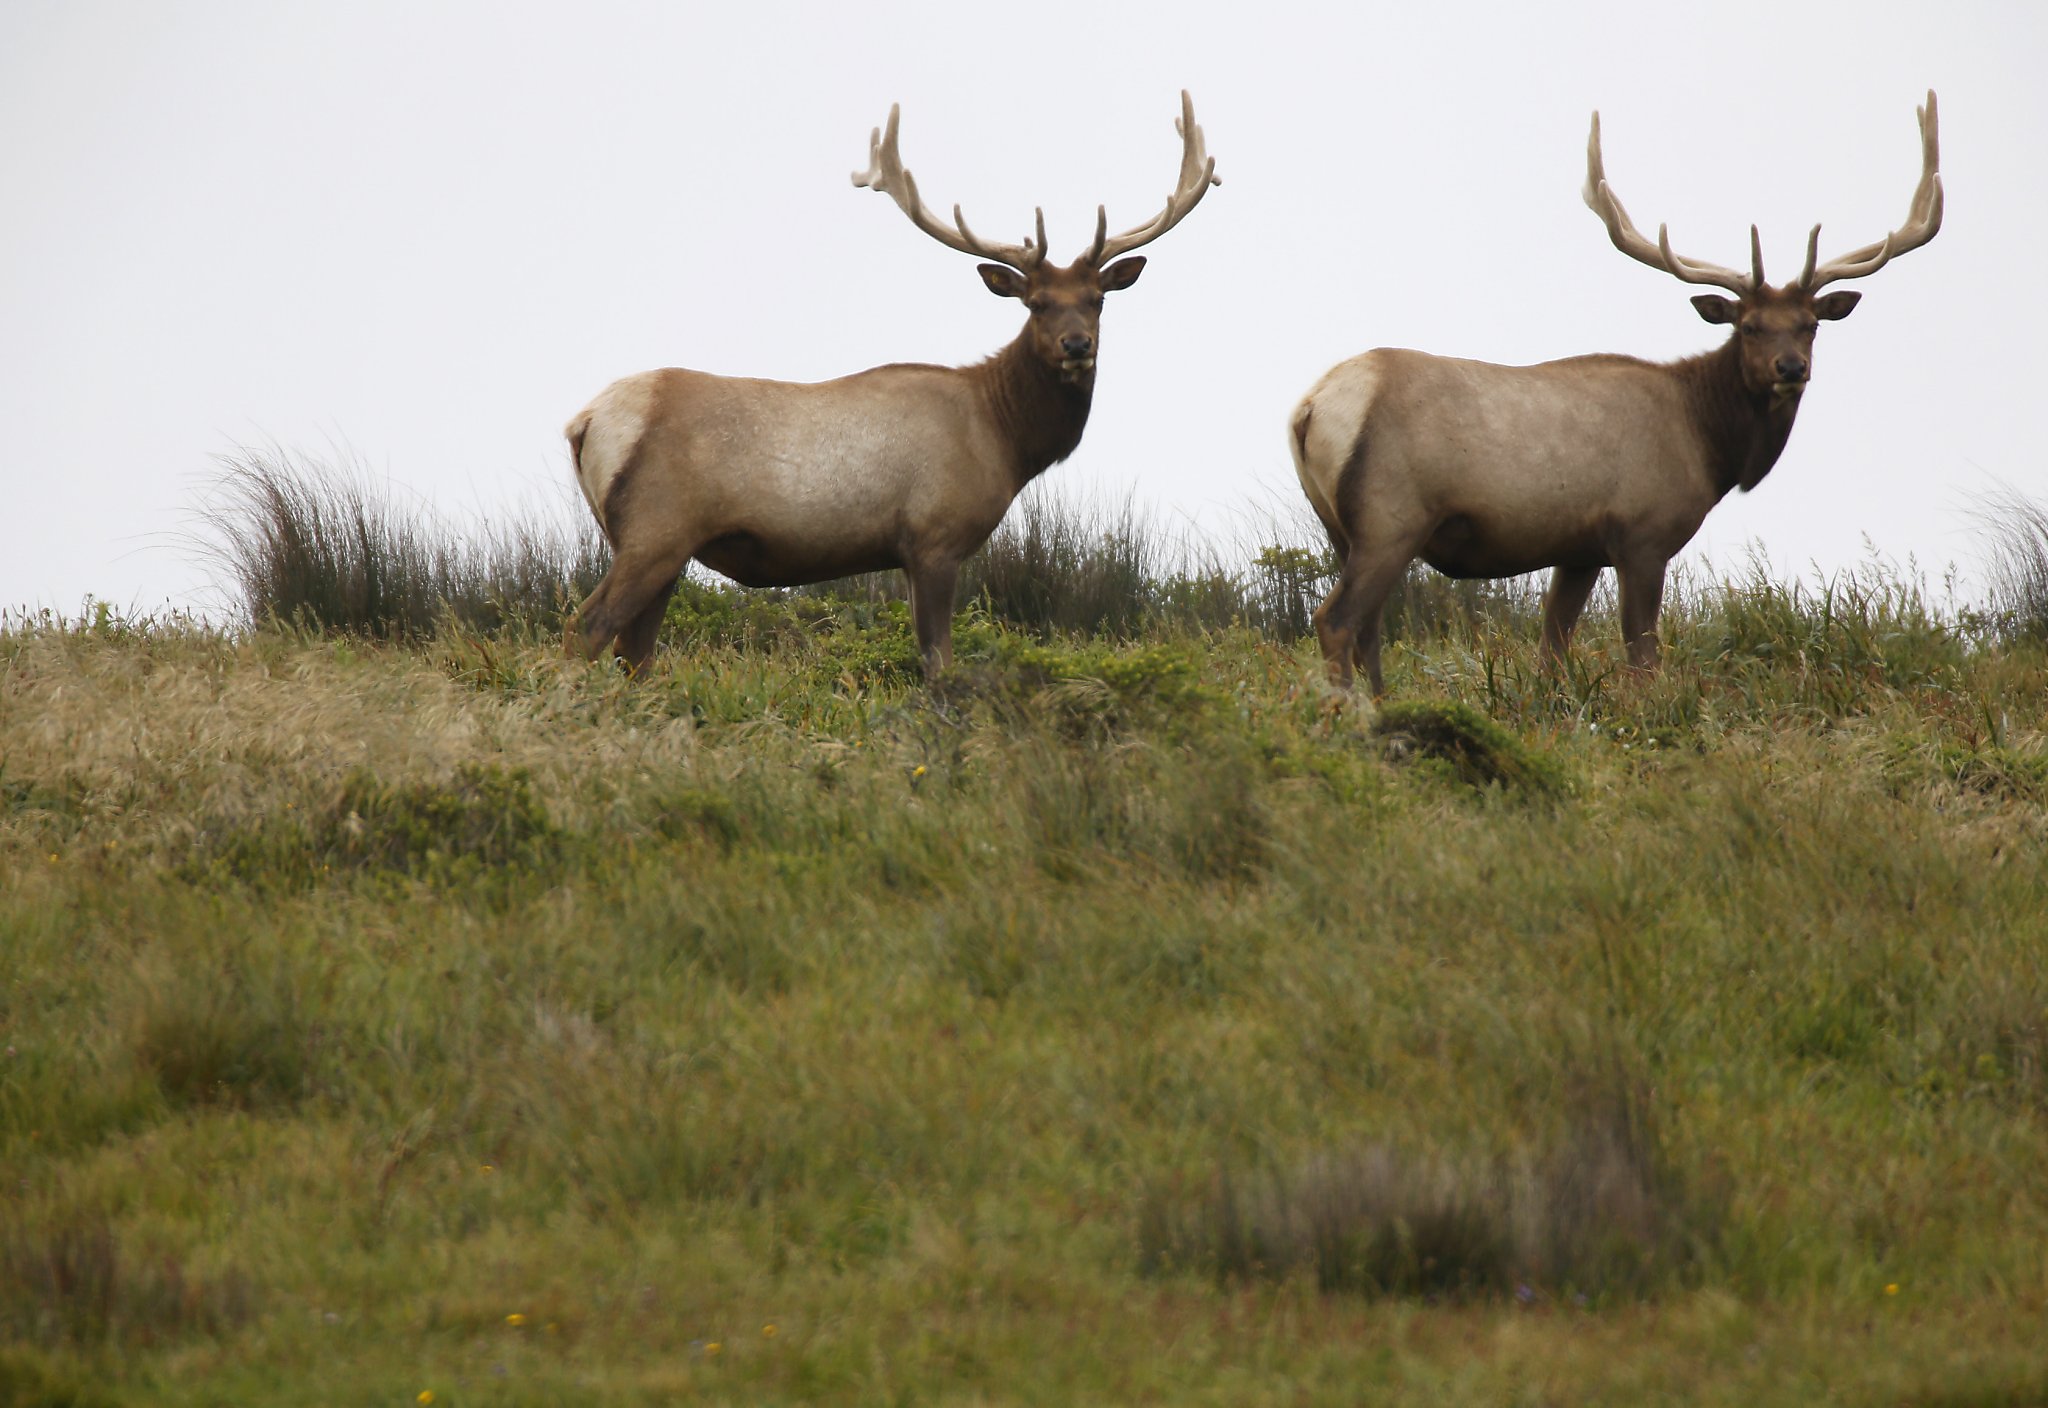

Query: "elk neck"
left=973, top=330, right=1096, bottom=494
left=1675, top=336, right=1802, bottom=500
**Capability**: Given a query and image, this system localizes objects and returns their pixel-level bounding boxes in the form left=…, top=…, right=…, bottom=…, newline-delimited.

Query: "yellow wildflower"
left=417, top=1393, right=436, bottom=1406
left=1884, top=1283, right=1900, bottom=1296
left=706, top=1342, right=723, bottom=1356
left=763, top=1323, right=778, bottom=1338
left=507, top=1312, right=527, bottom=1326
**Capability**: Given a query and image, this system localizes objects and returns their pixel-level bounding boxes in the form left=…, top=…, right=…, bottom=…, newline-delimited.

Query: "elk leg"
left=1615, top=559, right=1669, bottom=671
left=1314, top=541, right=1412, bottom=695
left=906, top=558, right=961, bottom=676
left=614, top=576, right=682, bottom=676
left=1540, top=566, right=1602, bottom=667
left=568, top=543, right=694, bottom=666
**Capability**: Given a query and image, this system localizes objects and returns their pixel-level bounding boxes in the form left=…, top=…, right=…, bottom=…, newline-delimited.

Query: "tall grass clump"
left=790, top=489, right=1543, bottom=644
left=0, top=1215, right=254, bottom=1350
left=1674, top=548, right=1964, bottom=695
left=795, top=491, right=1177, bottom=637
left=1969, top=482, right=2048, bottom=645
left=1139, top=1062, right=1708, bottom=1301
left=197, top=445, right=607, bottom=638
left=196, top=448, right=1553, bottom=653
left=965, top=492, right=1161, bottom=637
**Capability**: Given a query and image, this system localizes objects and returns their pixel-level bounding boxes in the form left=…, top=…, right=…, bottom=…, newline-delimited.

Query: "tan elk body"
left=1292, top=94, right=1943, bottom=693
left=566, top=95, right=1218, bottom=675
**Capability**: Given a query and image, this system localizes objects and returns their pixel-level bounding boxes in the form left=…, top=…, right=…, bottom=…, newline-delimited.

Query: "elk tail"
left=1288, top=399, right=1313, bottom=474
left=564, top=410, right=592, bottom=482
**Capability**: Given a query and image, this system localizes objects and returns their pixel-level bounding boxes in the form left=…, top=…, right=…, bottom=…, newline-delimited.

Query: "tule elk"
left=1291, top=93, right=1943, bottom=694
left=565, top=94, right=1219, bottom=675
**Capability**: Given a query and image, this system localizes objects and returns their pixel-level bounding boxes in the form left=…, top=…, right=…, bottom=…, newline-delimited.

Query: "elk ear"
left=1690, top=295, right=1738, bottom=325
left=977, top=264, right=1028, bottom=299
left=1813, top=290, right=1862, bottom=321
left=1098, top=256, right=1147, bottom=293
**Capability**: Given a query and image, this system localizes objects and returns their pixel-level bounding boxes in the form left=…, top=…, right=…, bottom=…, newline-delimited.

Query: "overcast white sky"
left=2, top=0, right=2041, bottom=617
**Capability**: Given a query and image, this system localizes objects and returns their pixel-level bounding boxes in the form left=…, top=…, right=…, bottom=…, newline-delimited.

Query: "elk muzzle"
left=1772, top=352, right=1809, bottom=398
left=1059, top=333, right=1096, bottom=381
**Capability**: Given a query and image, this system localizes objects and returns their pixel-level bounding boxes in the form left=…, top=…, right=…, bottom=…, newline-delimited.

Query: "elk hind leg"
left=568, top=540, right=696, bottom=669
left=613, top=576, right=683, bottom=675
left=1314, top=539, right=1413, bottom=696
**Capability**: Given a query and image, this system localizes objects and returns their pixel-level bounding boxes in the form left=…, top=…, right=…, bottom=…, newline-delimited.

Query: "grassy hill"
left=4, top=486, right=2048, bottom=1404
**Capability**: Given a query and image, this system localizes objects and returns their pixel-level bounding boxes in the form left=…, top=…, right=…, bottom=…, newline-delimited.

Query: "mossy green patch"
left=1372, top=699, right=1573, bottom=797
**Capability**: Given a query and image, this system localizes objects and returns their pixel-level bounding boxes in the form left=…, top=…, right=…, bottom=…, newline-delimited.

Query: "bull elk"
left=565, top=93, right=1219, bottom=675
left=1291, top=93, right=1943, bottom=694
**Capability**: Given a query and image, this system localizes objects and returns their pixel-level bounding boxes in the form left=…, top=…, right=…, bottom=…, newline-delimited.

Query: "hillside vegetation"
left=4, top=473, right=2048, bottom=1404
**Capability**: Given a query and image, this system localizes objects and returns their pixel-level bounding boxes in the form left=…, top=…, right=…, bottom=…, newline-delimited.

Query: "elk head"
left=1584, top=92, right=1943, bottom=403
left=853, top=91, right=1220, bottom=384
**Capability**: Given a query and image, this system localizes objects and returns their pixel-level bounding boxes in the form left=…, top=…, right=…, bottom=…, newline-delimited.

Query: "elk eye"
left=1802, top=321, right=1818, bottom=335
left=1740, top=322, right=1759, bottom=336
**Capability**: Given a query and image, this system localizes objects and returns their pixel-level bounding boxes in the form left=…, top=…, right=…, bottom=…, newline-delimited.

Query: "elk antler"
left=1583, top=112, right=1759, bottom=295
left=853, top=104, right=1047, bottom=271
left=1798, top=91, right=1943, bottom=290
left=1082, top=90, right=1221, bottom=267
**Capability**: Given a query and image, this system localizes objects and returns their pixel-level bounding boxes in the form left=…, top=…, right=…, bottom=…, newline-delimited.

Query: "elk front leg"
left=905, top=557, right=961, bottom=676
left=1540, top=566, right=1602, bottom=668
left=1615, top=558, right=1669, bottom=672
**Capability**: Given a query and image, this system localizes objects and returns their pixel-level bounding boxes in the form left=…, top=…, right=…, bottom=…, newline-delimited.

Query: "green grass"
left=4, top=561, right=2048, bottom=1404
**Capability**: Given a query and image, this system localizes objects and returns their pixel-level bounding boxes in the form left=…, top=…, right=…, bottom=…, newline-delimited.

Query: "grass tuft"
left=1139, top=1063, right=1707, bottom=1301
left=1372, top=699, right=1572, bottom=797
left=1970, top=482, right=2048, bottom=645
left=0, top=1215, right=254, bottom=1349
left=196, top=444, right=606, bottom=638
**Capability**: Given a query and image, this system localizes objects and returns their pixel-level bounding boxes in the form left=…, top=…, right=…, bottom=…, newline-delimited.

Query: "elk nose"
left=1061, top=334, right=1093, bottom=358
left=1774, top=354, right=1808, bottom=382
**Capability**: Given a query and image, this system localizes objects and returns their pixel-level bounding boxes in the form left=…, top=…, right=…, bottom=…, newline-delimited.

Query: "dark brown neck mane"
left=1676, top=337, right=1802, bottom=500
left=975, top=333, right=1095, bottom=493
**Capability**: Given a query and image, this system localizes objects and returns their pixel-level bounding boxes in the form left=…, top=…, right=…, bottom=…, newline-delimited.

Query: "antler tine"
left=1797, top=225, right=1822, bottom=286
left=1584, top=111, right=1754, bottom=295
left=1801, top=90, right=1944, bottom=289
left=1090, top=89, right=1223, bottom=266
left=852, top=103, right=1044, bottom=271
left=1077, top=205, right=1109, bottom=267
